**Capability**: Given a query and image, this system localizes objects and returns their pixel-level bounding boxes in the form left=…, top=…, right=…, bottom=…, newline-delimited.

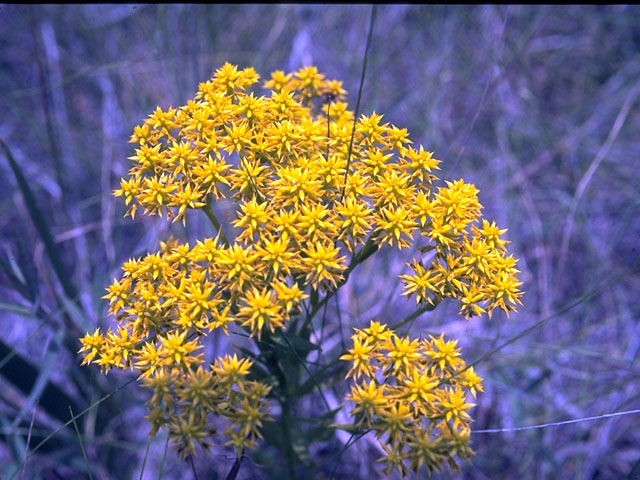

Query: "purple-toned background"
left=1, top=5, right=639, bottom=479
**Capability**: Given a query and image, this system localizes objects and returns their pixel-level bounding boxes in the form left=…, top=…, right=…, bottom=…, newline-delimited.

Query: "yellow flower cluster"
left=78, top=62, right=522, bottom=465
left=400, top=186, right=523, bottom=318
left=145, top=354, right=270, bottom=458
left=78, top=237, right=275, bottom=457
left=341, top=321, right=483, bottom=477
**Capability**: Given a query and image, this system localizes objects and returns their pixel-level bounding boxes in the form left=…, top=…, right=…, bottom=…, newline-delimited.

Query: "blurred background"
left=1, top=4, right=640, bottom=479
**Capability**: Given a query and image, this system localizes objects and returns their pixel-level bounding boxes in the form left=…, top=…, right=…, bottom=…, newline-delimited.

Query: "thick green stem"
left=280, top=398, right=297, bottom=479
left=259, top=331, right=299, bottom=478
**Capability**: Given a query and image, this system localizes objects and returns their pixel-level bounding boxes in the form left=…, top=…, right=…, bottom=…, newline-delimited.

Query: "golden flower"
left=80, top=63, right=522, bottom=471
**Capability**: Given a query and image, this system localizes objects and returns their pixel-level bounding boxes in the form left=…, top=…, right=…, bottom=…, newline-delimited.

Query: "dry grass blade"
left=555, top=78, right=640, bottom=287
left=0, top=139, right=78, bottom=305
left=437, top=264, right=640, bottom=390
left=8, top=375, right=139, bottom=480
left=8, top=335, right=59, bottom=433
left=19, top=405, right=37, bottom=480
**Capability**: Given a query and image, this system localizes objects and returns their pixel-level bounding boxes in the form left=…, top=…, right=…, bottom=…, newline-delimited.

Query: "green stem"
left=280, top=399, right=297, bottom=479
left=279, top=331, right=331, bottom=412
left=302, top=233, right=379, bottom=331
left=202, top=200, right=230, bottom=246
left=390, top=302, right=438, bottom=331
left=258, top=331, right=298, bottom=478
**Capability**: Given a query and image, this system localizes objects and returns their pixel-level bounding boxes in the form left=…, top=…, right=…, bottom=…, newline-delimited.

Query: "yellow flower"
left=233, top=198, right=270, bottom=242
left=400, top=259, right=439, bottom=305
left=297, top=204, right=337, bottom=243
left=217, top=244, right=260, bottom=291
left=270, top=166, right=322, bottom=207
left=403, top=145, right=440, bottom=183
left=379, top=401, right=412, bottom=442
left=257, top=232, right=299, bottom=277
left=460, top=367, right=483, bottom=399
left=264, top=70, right=292, bottom=92
left=302, top=240, right=347, bottom=291
left=158, top=330, right=203, bottom=369
left=213, top=353, right=253, bottom=386
left=78, top=328, right=104, bottom=365
left=135, top=342, right=162, bottom=378
left=356, top=112, right=388, bottom=145
left=342, top=323, right=483, bottom=478
left=440, top=388, right=474, bottom=425
left=402, top=369, right=438, bottom=414
left=273, top=280, right=308, bottom=312
left=347, top=380, right=387, bottom=421
left=375, top=206, right=416, bottom=249
left=487, top=270, right=523, bottom=317
left=360, top=320, right=392, bottom=344
left=340, top=335, right=376, bottom=380
left=425, top=334, right=464, bottom=372
left=384, top=335, right=422, bottom=377
left=370, top=169, right=413, bottom=207
left=237, top=287, right=284, bottom=336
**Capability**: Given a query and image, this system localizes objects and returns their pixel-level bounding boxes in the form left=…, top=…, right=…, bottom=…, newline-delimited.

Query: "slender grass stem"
left=69, top=406, right=94, bottom=480
left=436, top=265, right=640, bottom=390
left=341, top=5, right=377, bottom=201
left=279, top=331, right=331, bottom=412
left=9, top=375, right=139, bottom=480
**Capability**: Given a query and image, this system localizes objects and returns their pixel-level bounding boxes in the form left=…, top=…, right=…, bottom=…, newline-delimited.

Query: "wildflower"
left=347, top=380, right=388, bottom=422
left=341, top=335, right=376, bottom=380
left=78, top=328, right=104, bottom=365
left=302, top=241, right=347, bottom=291
left=341, top=321, right=483, bottom=477
left=79, top=63, right=521, bottom=470
left=237, top=287, right=284, bottom=336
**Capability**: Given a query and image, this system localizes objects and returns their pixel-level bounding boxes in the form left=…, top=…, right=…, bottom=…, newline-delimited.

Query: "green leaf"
left=294, top=364, right=343, bottom=400
left=293, top=354, right=345, bottom=398
left=232, top=345, right=263, bottom=362
left=306, top=423, right=336, bottom=444
left=268, top=332, right=320, bottom=354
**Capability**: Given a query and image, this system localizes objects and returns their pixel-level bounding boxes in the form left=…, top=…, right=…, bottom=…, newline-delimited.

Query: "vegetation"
left=1, top=5, right=639, bottom=479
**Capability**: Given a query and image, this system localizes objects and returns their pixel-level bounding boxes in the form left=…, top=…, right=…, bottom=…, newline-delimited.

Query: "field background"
left=1, top=5, right=640, bottom=479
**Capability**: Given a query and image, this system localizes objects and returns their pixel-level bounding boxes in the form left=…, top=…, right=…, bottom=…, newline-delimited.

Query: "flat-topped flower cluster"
left=79, top=63, right=522, bottom=475
left=341, top=321, right=482, bottom=476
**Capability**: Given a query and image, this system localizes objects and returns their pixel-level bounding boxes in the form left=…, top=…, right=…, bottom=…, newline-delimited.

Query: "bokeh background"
left=1, top=4, right=640, bottom=479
